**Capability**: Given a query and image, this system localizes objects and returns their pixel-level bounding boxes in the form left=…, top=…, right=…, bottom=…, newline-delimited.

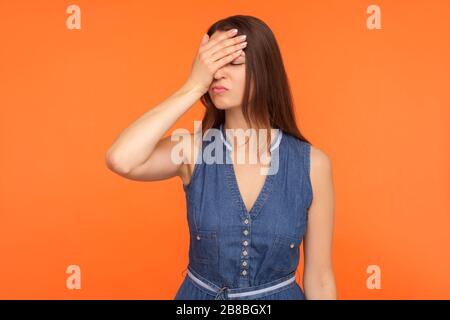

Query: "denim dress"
left=174, top=124, right=313, bottom=300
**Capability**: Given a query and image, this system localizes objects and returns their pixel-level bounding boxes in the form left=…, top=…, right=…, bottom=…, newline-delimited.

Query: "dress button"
left=242, top=250, right=248, bottom=256
left=242, top=261, right=247, bottom=267
left=244, top=219, right=249, bottom=225
left=242, top=270, right=247, bottom=276
left=196, top=235, right=201, bottom=240
left=243, top=229, right=249, bottom=236
left=243, top=240, right=249, bottom=246
left=290, top=243, right=295, bottom=248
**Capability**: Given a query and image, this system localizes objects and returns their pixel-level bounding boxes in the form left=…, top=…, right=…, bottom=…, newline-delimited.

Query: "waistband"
left=187, top=267, right=297, bottom=300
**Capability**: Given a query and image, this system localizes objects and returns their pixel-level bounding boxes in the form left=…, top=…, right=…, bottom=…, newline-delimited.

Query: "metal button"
left=243, top=229, right=249, bottom=236
left=242, top=261, right=247, bottom=267
left=243, top=240, right=249, bottom=246
left=290, top=243, right=295, bottom=248
left=242, top=270, right=247, bottom=276
left=196, top=235, right=201, bottom=240
left=242, top=250, right=248, bottom=256
left=244, top=219, right=249, bottom=225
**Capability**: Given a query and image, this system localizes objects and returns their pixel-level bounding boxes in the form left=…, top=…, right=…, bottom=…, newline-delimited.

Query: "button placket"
left=241, top=215, right=251, bottom=277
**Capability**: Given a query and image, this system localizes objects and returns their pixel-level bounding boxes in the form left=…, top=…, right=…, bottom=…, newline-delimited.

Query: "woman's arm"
left=105, top=29, right=246, bottom=182
left=303, top=145, right=337, bottom=299
left=105, top=82, right=204, bottom=179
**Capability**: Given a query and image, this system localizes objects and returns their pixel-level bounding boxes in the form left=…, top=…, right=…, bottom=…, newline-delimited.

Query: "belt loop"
left=215, top=286, right=229, bottom=300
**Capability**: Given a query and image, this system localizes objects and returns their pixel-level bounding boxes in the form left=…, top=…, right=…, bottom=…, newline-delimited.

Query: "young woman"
left=105, top=15, right=337, bottom=300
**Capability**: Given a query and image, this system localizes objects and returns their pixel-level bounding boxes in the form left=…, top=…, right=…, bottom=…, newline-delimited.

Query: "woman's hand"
left=185, top=29, right=248, bottom=95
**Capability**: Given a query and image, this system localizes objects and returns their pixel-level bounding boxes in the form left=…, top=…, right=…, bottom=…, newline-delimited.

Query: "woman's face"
left=208, top=30, right=247, bottom=110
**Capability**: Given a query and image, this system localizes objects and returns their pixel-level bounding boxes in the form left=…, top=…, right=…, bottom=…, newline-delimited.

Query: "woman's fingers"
left=211, top=49, right=244, bottom=70
left=199, top=33, right=209, bottom=47
left=184, top=29, right=247, bottom=94
left=200, top=28, right=238, bottom=53
left=210, top=39, right=247, bottom=62
left=200, top=28, right=247, bottom=65
left=209, top=34, right=246, bottom=59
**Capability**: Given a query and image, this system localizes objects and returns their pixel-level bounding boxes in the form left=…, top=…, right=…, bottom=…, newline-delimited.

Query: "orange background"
left=1, top=0, right=449, bottom=299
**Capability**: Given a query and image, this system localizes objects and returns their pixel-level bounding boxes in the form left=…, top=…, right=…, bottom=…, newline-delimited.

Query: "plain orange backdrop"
left=0, top=0, right=449, bottom=299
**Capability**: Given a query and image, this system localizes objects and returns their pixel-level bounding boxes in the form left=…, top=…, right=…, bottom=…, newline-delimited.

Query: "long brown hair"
left=199, top=15, right=311, bottom=150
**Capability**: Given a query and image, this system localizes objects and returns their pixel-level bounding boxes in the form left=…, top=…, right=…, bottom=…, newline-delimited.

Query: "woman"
left=105, top=15, right=337, bottom=300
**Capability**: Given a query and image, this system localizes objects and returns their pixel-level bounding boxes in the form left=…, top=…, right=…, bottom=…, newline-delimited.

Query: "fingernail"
left=231, top=28, right=238, bottom=34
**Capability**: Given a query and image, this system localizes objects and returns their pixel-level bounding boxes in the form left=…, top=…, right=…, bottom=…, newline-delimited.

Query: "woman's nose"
left=213, top=70, right=224, bottom=79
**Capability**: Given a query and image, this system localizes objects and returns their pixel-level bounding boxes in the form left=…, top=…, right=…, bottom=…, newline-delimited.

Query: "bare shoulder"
left=309, top=145, right=334, bottom=195
left=310, top=145, right=333, bottom=175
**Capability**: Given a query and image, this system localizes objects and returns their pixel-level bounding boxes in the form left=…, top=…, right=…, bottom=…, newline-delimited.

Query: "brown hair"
left=199, top=15, right=311, bottom=150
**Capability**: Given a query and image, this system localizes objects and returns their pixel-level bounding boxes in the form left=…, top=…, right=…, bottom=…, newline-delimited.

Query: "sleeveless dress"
left=174, top=124, right=313, bottom=300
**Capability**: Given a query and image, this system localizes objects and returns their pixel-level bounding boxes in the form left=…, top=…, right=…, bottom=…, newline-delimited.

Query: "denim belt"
left=187, top=267, right=297, bottom=300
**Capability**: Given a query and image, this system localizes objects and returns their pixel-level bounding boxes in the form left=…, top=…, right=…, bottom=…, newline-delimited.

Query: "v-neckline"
left=220, top=124, right=283, bottom=219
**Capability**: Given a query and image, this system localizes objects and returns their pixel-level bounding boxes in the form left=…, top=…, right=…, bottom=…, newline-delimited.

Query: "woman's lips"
left=212, top=87, right=228, bottom=93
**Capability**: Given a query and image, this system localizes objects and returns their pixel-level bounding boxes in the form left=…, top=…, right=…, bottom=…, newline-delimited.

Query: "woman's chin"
left=213, top=102, right=238, bottom=110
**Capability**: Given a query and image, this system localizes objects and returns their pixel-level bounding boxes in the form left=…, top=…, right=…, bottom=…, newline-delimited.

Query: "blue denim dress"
left=174, top=124, right=313, bottom=300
